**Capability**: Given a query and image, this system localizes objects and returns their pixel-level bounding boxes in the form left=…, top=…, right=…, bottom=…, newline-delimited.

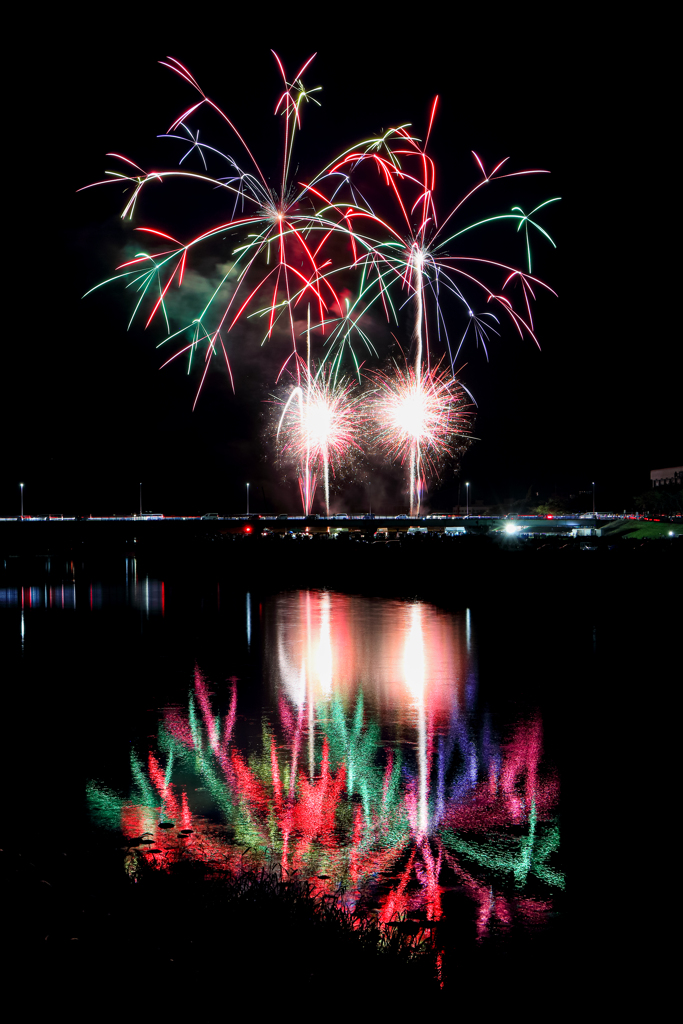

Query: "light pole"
left=246, top=482, right=249, bottom=515
left=465, top=481, right=470, bottom=517
left=20, top=482, right=24, bottom=519
left=139, top=482, right=142, bottom=517
left=592, top=481, right=595, bottom=516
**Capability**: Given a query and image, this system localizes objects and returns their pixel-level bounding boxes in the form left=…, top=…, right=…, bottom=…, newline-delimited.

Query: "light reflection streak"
left=88, top=590, right=563, bottom=973
left=268, top=591, right=469, bottom=721
left=0, top=577, right=164, bottom=614
left=404, top=603, right=428, bottom=835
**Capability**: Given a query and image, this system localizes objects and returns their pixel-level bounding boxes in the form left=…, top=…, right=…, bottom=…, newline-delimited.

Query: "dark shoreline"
left=3, top=833, right=567, bottom=1007
left=3, top=523, right=681, bottom=604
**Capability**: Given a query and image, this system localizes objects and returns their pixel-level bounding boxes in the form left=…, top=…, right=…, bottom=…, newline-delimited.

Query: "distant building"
left=650, top=466, right=683, bottom=487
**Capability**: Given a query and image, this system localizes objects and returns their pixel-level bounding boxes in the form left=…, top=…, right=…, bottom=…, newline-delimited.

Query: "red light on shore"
left=545, top=514, right=553, bottom=519
left=245, top=526, right=252, bottom=533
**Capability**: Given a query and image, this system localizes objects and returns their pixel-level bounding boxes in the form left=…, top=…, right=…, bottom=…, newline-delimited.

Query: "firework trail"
left=311, top=101, right=559, bottom=380
left=81, top=53, right=365, bottom=407
left=303, top=98, right=557, bottom=509
left=81, top=58, right=558, bottom=511
left=369, top=360, right=472, bottom=516
left=276, top=312, right=365, bottom=514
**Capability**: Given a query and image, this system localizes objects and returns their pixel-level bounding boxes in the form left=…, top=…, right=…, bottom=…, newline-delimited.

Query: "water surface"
left=86, top=587, right=564, bottom=962
left=3, top=558, right=567, bottom=981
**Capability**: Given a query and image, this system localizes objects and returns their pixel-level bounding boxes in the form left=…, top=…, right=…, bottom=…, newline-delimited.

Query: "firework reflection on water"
left=87, top=591, right=563, bottom=979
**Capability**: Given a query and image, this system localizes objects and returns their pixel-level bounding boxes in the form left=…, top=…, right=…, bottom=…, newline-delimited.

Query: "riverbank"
left=3, top=528, right=681, bottom=605
left=3, top=832, right=568, bottom=1008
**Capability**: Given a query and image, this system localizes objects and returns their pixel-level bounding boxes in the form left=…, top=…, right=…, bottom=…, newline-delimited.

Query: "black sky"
left=5, top=14, right=677, bottom=516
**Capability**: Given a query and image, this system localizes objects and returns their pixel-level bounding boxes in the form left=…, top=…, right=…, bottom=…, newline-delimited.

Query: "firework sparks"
left=276, top=358, right=365, bottom=515
left=309, top=100, right=559, bottom=380
left=81, top=53, right=360, bottom=407
left=82, top=57, right=558, bottom=512
left=370, top=362, right=472, bottom=517
left=304, top=98, right=556, bottom=510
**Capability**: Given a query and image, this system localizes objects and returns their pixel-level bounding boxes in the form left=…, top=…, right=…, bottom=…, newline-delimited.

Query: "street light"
left=592, top=481, right=595, bottom=516
left=20, top=482, right=24, bottom=519
left=246, top=482, right=250, bottom=515
left=139, top=482, right=142, bottom=517
left=465, top=481, right=470, bottom=517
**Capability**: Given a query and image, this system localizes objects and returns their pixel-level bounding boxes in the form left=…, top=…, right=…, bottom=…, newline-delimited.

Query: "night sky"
left=6, top=17, right=676, bottom=517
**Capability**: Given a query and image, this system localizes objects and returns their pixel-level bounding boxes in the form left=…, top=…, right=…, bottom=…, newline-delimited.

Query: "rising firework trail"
left=276, top=310, right=365, bottom=514
left=370, top=359, right=473, bottom=517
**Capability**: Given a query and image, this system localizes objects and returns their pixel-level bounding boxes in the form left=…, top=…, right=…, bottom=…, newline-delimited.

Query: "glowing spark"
left=370, top=362, right=472, bottom=516
left=276, top=361, right=365, bottom=514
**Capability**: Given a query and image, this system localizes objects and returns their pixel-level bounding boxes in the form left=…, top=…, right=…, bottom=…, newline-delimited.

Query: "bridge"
left=0, top=512, right=612, bottom=553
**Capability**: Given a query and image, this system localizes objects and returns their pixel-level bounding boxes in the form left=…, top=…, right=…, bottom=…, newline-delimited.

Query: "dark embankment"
left=3, top=517, right=681, bottom=603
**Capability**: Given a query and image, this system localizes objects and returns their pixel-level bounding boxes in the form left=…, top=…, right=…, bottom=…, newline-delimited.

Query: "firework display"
left=276, top=360, right=365, bottom=515
left=313, top=106, right=559, bottom=374
left=307, top=105, right=557, bottom=510
left=274, top=308, right=366, bottom=515
left=369, top=361, right=473, bottom=517
left=82, top=54, right=349, bottom=407
left=83, top=53, right=558, bottom=512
